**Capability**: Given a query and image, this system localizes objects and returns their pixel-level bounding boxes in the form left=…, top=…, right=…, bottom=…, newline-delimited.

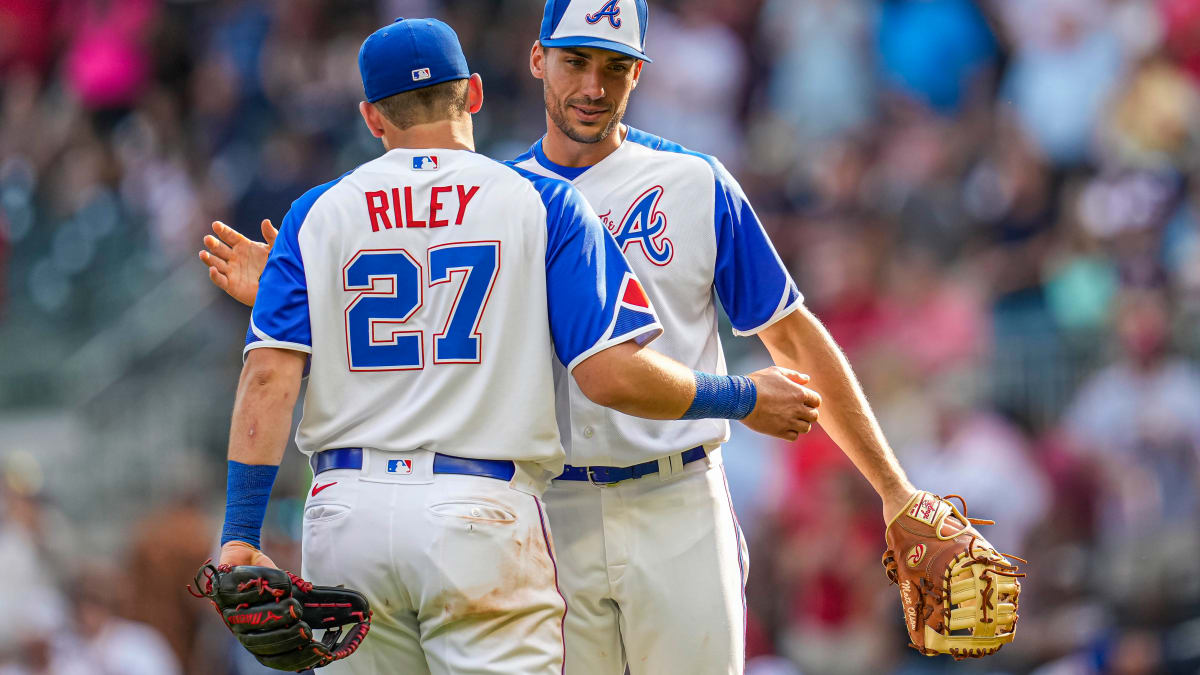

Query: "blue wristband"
left=681, top=371, right=757, bottom=420
left=220, top=461, right=279, bottom=549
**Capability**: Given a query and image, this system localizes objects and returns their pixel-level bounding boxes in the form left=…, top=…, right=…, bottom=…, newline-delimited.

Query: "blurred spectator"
left=628, top=1, right=748, bottom=165
left=898, top=371, right=1051, bottom=554
left=0, top=482, right=68, bottom=664
left=997, top=0, right=1125, bottom=165
left=1161, top=0, right=1200, bottom=83
left=1101, top=56, right=1200, bottom=170
left=57, top=567, right=183, bottom=675
left=124, top=494, right=216, bottom=671
left=61, top=0, right=158, bottom=116
left=0, top=0, right=55, bottom=77
left=1063, top=287, right=1200, bottom=612
left=877, top=0, right=997, bottom=114
left=758, top=0, right=876, bottom=142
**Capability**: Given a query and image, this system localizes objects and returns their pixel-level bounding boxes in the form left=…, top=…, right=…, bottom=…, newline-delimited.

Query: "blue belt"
left=556, top=446, right=707, bottom=485
left=311, top=448, right=516, bottom=482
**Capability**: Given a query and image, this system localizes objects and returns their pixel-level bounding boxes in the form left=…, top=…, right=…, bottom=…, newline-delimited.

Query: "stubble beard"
left=544, top=81, right=626, bottom=145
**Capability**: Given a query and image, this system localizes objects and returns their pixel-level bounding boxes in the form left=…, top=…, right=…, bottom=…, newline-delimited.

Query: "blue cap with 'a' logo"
left=358, top=18, right=470, bottom=103
left=539, top=0, right=652, bottom=62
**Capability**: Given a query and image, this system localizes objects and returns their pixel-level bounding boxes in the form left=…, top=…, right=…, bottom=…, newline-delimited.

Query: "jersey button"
left=583, top=426, right=594, bottom=438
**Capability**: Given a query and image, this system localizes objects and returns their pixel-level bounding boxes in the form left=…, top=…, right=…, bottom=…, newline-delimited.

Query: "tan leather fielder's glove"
left=882, top=492, right=1025, bottom=660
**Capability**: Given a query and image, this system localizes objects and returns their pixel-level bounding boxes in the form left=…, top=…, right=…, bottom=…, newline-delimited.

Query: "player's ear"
left=358, top=101, right=385, bottom=139
left=631, top=60, right=644, bottom=89
left=467, top=74, right=484, bottom=114
left=530, top=41, right=546, bottom=80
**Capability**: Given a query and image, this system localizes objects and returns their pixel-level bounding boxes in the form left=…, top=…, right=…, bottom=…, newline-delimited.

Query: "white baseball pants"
left=542, top=449, right=749, bottom=674
left=300, top=449, right=566, bottom=675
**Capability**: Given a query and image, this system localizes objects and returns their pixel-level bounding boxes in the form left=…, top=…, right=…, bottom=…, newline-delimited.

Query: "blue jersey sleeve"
left=710, top=160, right=802, bottom=335
left=244, top=178, right=342, bottom=358
left=510, top=167, right=663, bottom=371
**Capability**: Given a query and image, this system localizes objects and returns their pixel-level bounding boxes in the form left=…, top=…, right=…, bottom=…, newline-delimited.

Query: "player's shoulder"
left=623, top=128, right=720, bottom=170
left=622, top=128, right=742, bottom=194
left=500, top=159, right=591, bottom=216
left=282, top=170, right=355, bottom=230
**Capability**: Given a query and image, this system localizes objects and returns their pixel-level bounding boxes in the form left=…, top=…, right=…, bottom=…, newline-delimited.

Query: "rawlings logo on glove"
left=882, top=492, right=1025, bottom=660
left=189, top=563, right=372, bottom=671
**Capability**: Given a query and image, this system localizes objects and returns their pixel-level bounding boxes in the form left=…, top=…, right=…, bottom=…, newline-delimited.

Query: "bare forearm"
left=760, top=307, right=914, bottom=504
left=228, top=350, right=305, bottom=465
left=573, top=342, right=695, bottom=418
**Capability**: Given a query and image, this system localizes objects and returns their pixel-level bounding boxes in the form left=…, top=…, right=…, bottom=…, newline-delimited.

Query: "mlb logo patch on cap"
left=387, top=459, right=414, bottom=474
left=540, top=0, right=652, bottom=62
left=412, top=155, right=439, bottom=171
left=358, top=18, right=470, bottom=103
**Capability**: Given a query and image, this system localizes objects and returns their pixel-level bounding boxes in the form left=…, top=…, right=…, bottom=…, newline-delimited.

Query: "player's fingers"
left=797, top=405, right=819, bottom=425
left=203, top=234, right=234, bottom=261
left=208, top=266, right=230, bottom=291
left=199, top=249, right=231, bottom=275
left=795, top=420, right=812, bottom=435
left=777, top=368, right=810, bottom=385
left=212, top=220, right=247, bottom=248
left=261, top=219, right=278, bottom=247
left=800, top=386, right=822, bottom=409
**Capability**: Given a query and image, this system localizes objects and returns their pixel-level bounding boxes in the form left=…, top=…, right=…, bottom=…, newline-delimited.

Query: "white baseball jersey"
left=511, top=128, right=802, bottom=466
left=245, top=148, right=662, bottom=473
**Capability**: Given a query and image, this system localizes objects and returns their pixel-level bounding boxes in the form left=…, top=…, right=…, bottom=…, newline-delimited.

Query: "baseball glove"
left=190, top=563, right=371, bottom=671
left=882, top=492, right=1025, bottom=660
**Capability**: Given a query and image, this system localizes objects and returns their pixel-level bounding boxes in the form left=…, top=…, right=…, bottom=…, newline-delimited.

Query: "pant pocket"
left=428, top=499, right=517, bottom=524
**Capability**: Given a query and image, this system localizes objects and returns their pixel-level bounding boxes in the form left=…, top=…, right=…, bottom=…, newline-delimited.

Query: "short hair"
left=372, top=79, right=470, bottom=130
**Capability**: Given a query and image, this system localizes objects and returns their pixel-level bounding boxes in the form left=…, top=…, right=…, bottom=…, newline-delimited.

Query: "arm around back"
left=572, top=339, right=821, bottom=440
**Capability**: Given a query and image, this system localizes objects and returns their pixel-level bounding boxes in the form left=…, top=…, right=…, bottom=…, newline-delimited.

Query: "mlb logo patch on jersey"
left=411, top=67, right=431, bottom=82
left=412, top=156, right=439, bottom=171
left=387, top=459, right=414, bottom=474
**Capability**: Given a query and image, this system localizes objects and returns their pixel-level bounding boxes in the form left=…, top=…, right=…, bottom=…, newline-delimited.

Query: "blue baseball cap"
left=539, top=0, right=652, bottom=62
left=358, top=18, right=470, bottom=103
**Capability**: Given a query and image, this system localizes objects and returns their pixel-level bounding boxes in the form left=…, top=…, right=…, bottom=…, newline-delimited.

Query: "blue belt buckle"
left=587, top=465, right=620, bottom=487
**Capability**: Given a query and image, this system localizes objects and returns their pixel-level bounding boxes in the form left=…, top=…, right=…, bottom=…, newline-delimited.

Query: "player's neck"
left=541, top=120, right=625, bottom=168
left=382, top=118, right=475, bottom=153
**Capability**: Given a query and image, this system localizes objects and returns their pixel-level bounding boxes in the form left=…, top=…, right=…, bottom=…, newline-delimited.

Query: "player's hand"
left=217, top=540, right=278, bottom=569
left=198, top=220, right=276, bottom=307
left=741, top=367, right=820, bottom=441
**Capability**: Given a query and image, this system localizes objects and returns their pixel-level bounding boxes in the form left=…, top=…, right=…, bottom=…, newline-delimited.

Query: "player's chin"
left=566, top=119, right=614, bottom=144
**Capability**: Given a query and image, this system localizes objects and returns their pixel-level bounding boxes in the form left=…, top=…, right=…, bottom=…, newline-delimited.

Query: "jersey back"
left=246, top=149, right=662, bottom=473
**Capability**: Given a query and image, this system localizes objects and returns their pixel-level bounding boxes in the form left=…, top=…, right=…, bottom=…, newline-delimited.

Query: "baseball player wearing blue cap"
left=205, top=16, right=821, bottom=675
left=509, top=1, right=922, bottom=673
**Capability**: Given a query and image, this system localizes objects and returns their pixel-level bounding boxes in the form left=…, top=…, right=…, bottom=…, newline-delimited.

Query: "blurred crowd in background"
left=1, top=0, right=1200, bottom=673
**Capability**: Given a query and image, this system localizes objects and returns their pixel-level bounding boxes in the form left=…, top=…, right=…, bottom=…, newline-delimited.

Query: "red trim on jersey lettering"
left=427, top=240, right=502, bottom=364
left=616, top=185, right=674, bottom=267
left=342, top=248, right=425, bottom=372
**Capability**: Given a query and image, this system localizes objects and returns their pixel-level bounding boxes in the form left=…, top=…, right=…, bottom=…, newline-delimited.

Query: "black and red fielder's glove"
left=190, top=563, right=371, bottom=671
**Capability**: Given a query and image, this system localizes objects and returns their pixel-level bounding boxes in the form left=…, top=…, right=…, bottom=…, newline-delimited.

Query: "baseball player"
left=212, top=17, right=819, bottom=675
left=513, top=3, right=924, bottom=671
